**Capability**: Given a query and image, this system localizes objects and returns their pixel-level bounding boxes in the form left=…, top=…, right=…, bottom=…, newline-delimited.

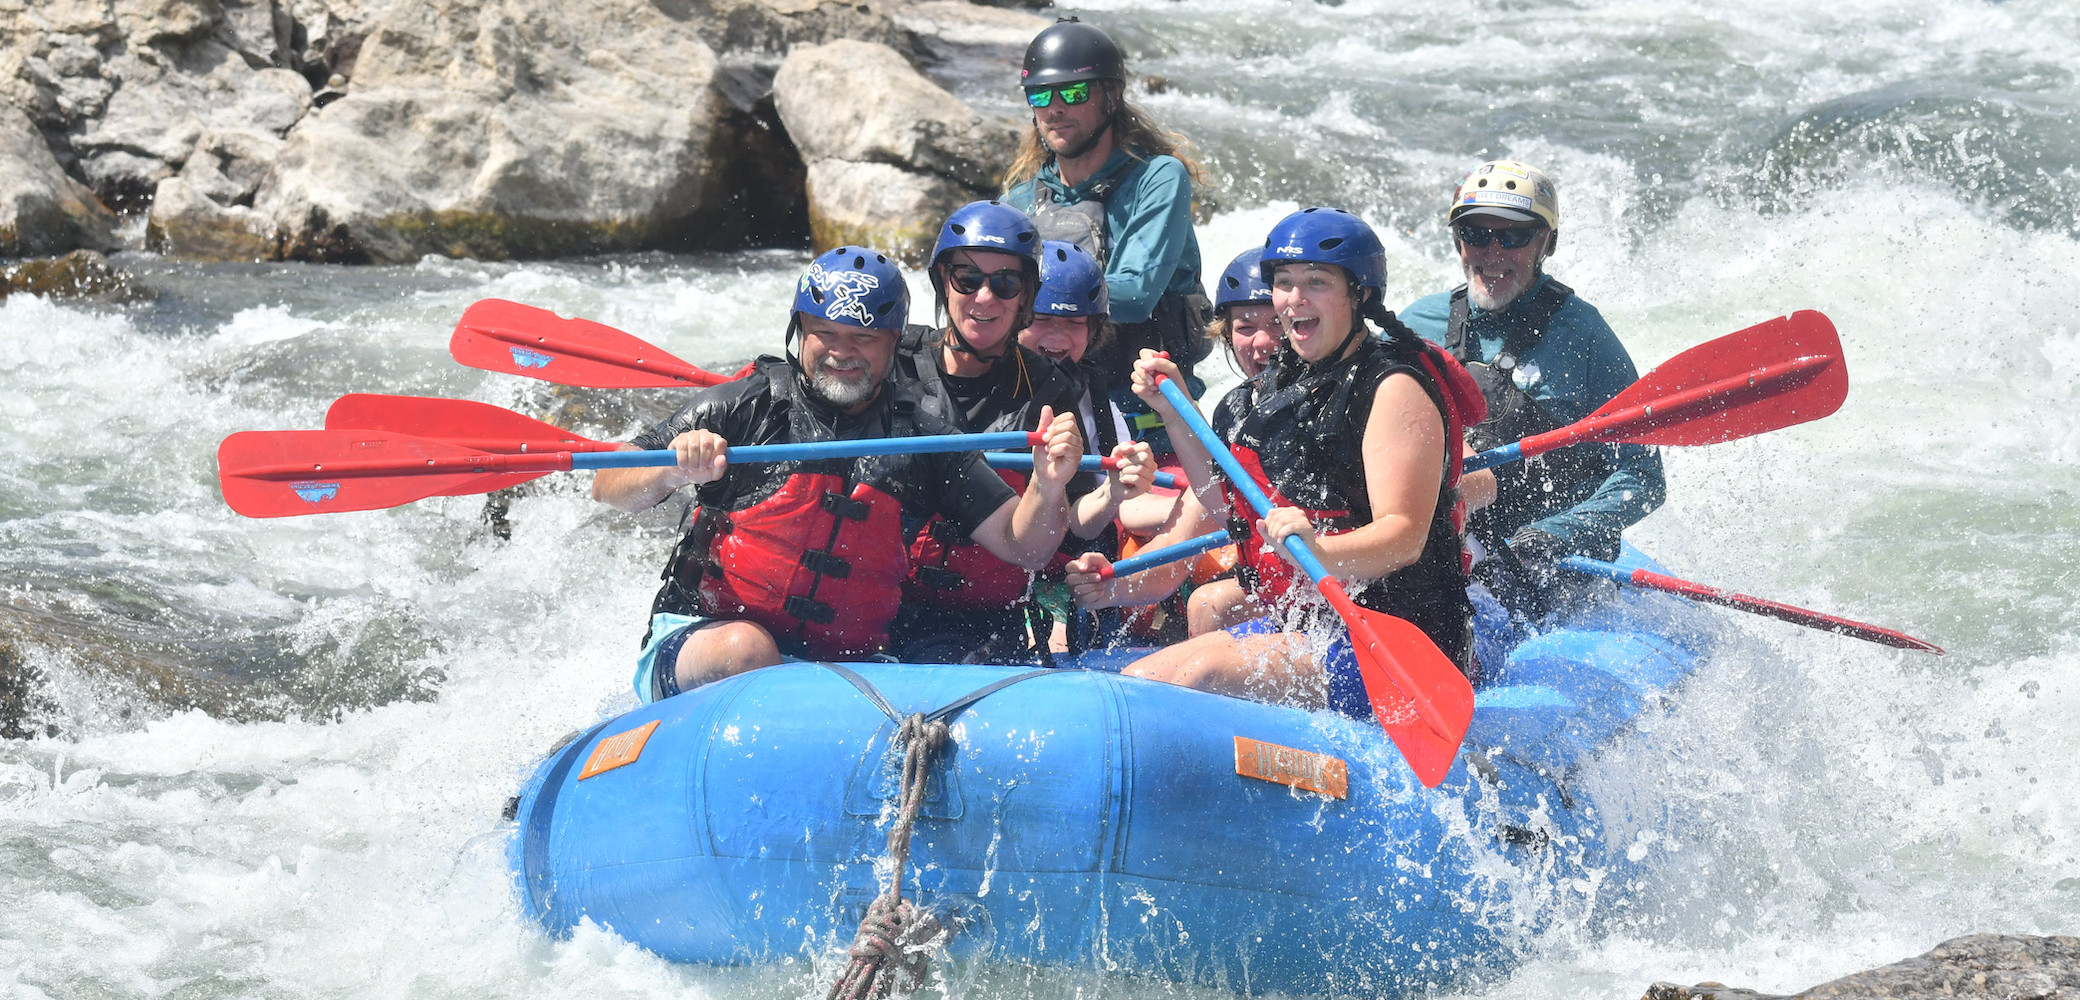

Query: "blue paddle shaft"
left=1153, top=377, right=1335, bottom=584
left=1107, top=529, right=1234, bottom=578
left=570, top=430, right=1036, bottom=469
left=1556, top=555, right=1631, bottom=583
left=1461, top=441, right=1521, bottom=474
left=985, top=453, right=1179, bottom=490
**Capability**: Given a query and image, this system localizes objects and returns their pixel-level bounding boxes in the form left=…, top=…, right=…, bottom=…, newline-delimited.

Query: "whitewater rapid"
left=4, top=0, right=2078, bottom=996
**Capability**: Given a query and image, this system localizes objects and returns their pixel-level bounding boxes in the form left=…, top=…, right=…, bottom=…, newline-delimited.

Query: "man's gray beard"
left=805, top=365, right=879, bottom=408
left=1466, top=268, right=1539, bottom=313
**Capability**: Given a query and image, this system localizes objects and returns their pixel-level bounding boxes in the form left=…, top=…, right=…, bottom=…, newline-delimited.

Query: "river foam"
left=4, top=0, right=2078, bottom=996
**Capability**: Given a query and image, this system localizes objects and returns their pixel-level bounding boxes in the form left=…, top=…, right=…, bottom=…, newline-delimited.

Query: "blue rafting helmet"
left=1259, top=207, right=1387, bottom=294
left=1213, top=247, right=1273, bottom=312
left=931, top=200, right=1040, bottom=268
left=1034, top=240, right=1108, bottom=317
left=793, top=246, right=909, bottom=331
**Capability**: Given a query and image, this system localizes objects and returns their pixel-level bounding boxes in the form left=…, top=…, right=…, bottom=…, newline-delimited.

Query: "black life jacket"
left=650, top=359, right=920, bottom=659
left=1212, top=330, right=1481, bottom=651
left=1445, top=279, right=1617, bottom=551
left=895, top=326, right=1084, bottom=608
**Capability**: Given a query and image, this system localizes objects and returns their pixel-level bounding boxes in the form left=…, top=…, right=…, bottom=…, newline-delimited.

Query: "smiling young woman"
left=1069, top=208, right=1488, bottom=716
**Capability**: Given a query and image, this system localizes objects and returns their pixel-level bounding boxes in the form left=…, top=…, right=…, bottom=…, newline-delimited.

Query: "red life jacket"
left=1217, top=332, right=1485, bottom=615
left=652, top=357, right=954, bottom=660
left=692, top=474, right=910, bottom=659
left=905, top=468, right=1066, bottom=610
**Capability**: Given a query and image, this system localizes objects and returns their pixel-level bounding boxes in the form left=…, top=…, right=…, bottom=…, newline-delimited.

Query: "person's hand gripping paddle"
left=1151, top=375, right=1474, bottom=788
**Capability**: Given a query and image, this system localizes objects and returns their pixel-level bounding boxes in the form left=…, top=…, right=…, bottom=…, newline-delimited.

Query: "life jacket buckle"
left=820, top=491, right=871, bottom=521
left=914, top=566, right=964, bottom=591
left=799, top=550, right=851, bottom=579
left=928, top=520, right=972, bottom=546
left=783, top=594, right=836, bottom=624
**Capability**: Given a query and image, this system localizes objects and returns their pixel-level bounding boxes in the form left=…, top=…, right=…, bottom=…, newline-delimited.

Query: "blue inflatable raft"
left=508, top=547, right=1715, bottom=995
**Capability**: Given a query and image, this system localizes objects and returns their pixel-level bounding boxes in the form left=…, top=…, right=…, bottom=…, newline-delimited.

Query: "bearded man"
left=1002, top=17, right=1210, bottom=456
left=594, top=248, right=1081, bottom=701
left=1401, top=160, right=1667, bottom=627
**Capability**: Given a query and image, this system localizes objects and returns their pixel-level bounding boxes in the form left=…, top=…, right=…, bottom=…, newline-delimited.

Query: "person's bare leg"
left=1186, top=578, right=1258, bottom=636
left=1123, top=629, right=1327, bottom=710
left=673, top=620, right=784, bottom=692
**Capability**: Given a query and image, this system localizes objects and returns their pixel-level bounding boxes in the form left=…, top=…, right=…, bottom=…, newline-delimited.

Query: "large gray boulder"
left=772, top=38, right=1016, bottom=258
left=2, top=0, right=328, bottom=208
left=0, top=102, right=118, bottom=256
left=254, top=0, right=748, bottom=262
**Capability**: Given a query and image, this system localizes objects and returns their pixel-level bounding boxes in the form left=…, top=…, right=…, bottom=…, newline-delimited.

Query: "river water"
left=3, top=0, right=2076, bottom=996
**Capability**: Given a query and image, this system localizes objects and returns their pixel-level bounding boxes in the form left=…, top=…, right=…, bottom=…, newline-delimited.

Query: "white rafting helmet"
left=1448, top=160, right=1560, bottom=230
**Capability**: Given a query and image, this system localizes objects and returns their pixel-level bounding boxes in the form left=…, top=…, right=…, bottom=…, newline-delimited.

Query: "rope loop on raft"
left=823, top=713, right=952, bottom=1000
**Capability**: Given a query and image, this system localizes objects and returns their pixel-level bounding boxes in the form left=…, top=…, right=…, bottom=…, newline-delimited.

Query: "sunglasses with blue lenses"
left=1455, top=222, right=1547, bottom=249
left=1024, top=80, right=1093, bottom=109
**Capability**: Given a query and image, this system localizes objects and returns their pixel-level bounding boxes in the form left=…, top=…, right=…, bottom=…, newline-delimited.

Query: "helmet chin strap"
left=1055, top=114, right=1114, bottom=162
left=783, top=313, right=807, bottom=375
left=1048, top=91, right=1117, bottom=163
left=943, top=321, right=1008, bottom=363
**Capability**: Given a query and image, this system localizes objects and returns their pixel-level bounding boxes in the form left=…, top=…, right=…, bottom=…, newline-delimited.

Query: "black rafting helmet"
left=1021, top=18, right=1126, bottom=89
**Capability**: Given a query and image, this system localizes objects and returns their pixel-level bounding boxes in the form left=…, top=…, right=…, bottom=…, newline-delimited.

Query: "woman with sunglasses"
left=1073, top=208, right=1487, bottom=717
left=892, top=201, right=1092, bottom=664
left=1399, top=160, right=1665, bottom=644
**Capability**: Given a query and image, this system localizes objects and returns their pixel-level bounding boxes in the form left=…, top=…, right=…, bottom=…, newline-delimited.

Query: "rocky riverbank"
left=1, top=0, right=1046, bottom=265
left=1646, top=935, right=2080, bottom=1000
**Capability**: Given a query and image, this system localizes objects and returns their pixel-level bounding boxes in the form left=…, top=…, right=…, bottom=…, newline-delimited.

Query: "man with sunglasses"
left=1002, top=18, right=1212, bottom=456
left=893, top=200, right=1093, bottom=664
left=1402, top=160, right=1667, bottom=638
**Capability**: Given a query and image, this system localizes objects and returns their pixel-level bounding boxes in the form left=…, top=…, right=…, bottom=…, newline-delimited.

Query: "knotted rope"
left=824, top=714, right=952, bottom=1000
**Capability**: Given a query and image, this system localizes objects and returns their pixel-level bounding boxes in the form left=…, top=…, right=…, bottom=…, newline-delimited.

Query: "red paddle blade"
left=216, top=430, right=554, bottom=518
left=324, top=394, right=619, bottom=454
left=1632, top=569, right=1944, bottom=654
left=450, top=298, right=730, bottom=388
left=1589, top=309, right=1848, bottom=447
left=1319, top=582, right=1475, bottom=787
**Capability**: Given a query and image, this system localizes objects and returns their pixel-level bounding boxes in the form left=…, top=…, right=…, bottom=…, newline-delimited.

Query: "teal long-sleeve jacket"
left=1401, top=277, right=1666, bottom=554
left=1004, top=147, right=1203, bottom=325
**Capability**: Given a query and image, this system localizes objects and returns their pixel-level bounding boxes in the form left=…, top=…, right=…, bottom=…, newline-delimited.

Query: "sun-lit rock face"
left=2, top=0, right=1036, bottom=263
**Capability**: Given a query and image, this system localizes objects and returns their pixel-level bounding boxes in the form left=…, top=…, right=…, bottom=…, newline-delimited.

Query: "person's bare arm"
left=1066, top=482, right=1220, bottom=609
left=970, top=406, right=1080, bottom=569
left=1258, top=373, right=1443, bottom=581
left=1065, top=441, right=1153, bottom=539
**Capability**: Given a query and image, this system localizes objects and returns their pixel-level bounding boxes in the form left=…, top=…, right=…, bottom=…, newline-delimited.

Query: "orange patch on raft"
left=579, top=720, right=661, bottom=780
left=1233, top=736, right=1348, bottom=799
